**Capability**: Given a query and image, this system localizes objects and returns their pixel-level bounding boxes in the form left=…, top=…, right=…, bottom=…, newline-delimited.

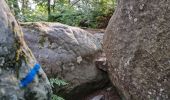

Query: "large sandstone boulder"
left=104, top=0, right=170, bottom=100
left=0, top=0, right=51, bottom=100
left=21, top=22, right=109, bottom=99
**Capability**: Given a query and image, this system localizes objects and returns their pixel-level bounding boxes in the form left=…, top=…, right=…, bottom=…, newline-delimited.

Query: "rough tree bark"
left=47, top=0, right=51, bottom=20
left=0, top=0, right=51, bottom=100
left=104, top=0, right=170, bottom=100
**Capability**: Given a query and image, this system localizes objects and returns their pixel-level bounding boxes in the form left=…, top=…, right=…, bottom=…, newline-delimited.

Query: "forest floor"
left=83, top=87, right=121, bottom=100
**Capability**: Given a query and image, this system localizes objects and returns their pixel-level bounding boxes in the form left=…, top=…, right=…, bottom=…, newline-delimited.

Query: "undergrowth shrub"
left=50, top=78, right=68, bottom=100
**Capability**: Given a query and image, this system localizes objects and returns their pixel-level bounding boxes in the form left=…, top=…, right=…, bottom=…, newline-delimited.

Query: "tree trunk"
left=0, top=0, right=52, bottom=99
left=52, top=0, right=55, bottom=12
left=104, top=0, right=170, bottom=100
left=47, top=0, right=51, bottom=20
left=68, top=0, right=71, bottom=4
left=12, top=0, right=20, bottom=19
left=21, top=0, right=29, bottom=21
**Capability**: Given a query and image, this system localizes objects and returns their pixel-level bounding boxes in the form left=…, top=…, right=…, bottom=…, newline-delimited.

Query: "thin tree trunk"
left=47, top=0, right=51, bottom=21
left=68, top=0, right=71, bottom=4
left=21, top=0, right=29, bottom=21
left=70, top=0, right=81, bottom=8
left=13, top=0, right=20, bottom=19
left=52, top=0, right=55, bottom=12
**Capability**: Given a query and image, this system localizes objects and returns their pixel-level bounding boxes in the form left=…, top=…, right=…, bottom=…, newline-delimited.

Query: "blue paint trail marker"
left=19, top=63, right=40, bottom=88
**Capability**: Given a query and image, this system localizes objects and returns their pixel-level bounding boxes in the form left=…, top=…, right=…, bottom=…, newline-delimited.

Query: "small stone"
left=148, top=91, right=152, bottom=95
left=77, top=56, right=82, bottom=64
left=140, top=4, right=145, bottom=10
left=160, top=88, right=164, bottom=92
left=130, top=6, right=133, bottom=10
left=106, top=87, right=112, bottom=91
left=0, top=89, right=5, bottom=95
left=134, top=18, right=138, bottom=22
left=0, top=57, right=5, bottom=66
left=91, top=95, right=104, bottom=100
left=51, top=43, right=57, bottom=49
left=3, top=47, right=8, bottom=53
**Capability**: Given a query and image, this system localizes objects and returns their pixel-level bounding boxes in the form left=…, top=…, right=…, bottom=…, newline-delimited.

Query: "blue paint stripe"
left=19, top=63, right=40, bottom=88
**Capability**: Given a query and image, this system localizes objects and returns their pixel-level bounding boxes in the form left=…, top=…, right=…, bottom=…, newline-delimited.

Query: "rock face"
left=104, top=0, right=170, bottom=100
left=21, top=22, right=109, bottom=99
left=0, top=0, right=51, bottom=100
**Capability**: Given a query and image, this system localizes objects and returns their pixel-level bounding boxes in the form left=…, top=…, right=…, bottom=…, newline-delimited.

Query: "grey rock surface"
left=0, top=0, right=51, bottom=100
left=93, top=32, right=104, bottom=45
left=21, top=22, right=108, bottom=99
left=104, top=0, right=170, bottom=100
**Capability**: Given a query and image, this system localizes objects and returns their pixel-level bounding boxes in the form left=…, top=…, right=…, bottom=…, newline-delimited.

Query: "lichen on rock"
left=21, top=22, right=109, bottom=99
left=0, top=0, right=52, bottom=100
left=104, top=0, right=170, bottom=100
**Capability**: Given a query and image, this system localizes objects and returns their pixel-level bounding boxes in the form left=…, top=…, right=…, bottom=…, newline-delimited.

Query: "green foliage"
left=49, top=0, right=116, bottom=28
left=50, top=78, right=68, bottom=100
left=50, top=78, right=68, bottom=87
left=51, top=94, right=65, bottom=100
left=49, top=4, right=80, bottom=26
left=6, top=0, right=116, bottom=28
